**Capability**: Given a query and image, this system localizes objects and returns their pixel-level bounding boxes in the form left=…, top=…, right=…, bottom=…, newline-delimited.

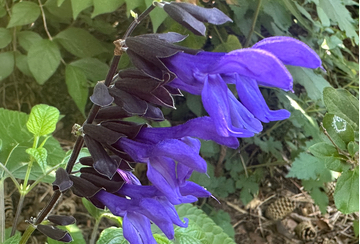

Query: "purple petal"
left=123, top=212, right=157, bottom=244
left=180, top=181, right=211, bottom=198
left=252, top=36, right=321, bottom=68
left=211, top=48, right=293, bottom=91
left=235, top=75, right=290, bottom=122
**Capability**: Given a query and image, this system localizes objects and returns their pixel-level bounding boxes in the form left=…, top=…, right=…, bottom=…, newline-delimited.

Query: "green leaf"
left=3, top=233, right=21, bottom=244
left=186, top=93, right=203, bottom=117
left=17, top=31, right=43, bottom=52
left=322, top=113, right=355, bottom=150
left=213, top=35, right=242, bottom=53
left=44, top=0, right=73, bottom=21
left=71, top=0, right=93, bottom=19
left=145, top=0, right=168, bottom=32
left=153, top=234, right=172, bottom=244
left=236, top=175, right=260, bottom=205
left=0, top=28, right=12, bottom=48
left=7, top=2, right=40, bottom=28
left=96, top=227, right=129, bottom=244
left=14, top=51, right=32, bottom=77
left=323, top=87, right=359, bottom=130
left=287, top=152, right=330, bottom=180
left=175, top=204, right=236, bottom=244
left=347, top=141, right=359, bottom=158
left=0, top=51, right=14, bottom=81
left=309, top=187, right=329, bottom=213
left=200, top=140, right=220, bottom=157
left=55, top=27, right=107, bottom=58
left=208, top=210, right=235, bottom=239
left=124, top=0, right=145, bottom=17
left=70, top=58, right=109, bottom=83
left=288, top=67, right=330, bottom=101
left=47, top=224, right=86, bottom=244
left=325, top=157, right=350, bottom=172
left=334, top=166, right=359, bottom=214
left=82, top=198, right=102, bottom=219
left=65, top=65, right=89, bottom=116
left=316, top=6, right=330, bottom=27
left=0, top=7, right=6, bottom=18
left=353, top=220, right=359, bottom=237
left=319, top=0, right=359, bottom=44
left=26, top=147, right=47, bottom=173
left=28, top=39, right=61, bottom=84
left=26, top=104, right=60, bottom=136
left=92, top=0, right=125, bottom=18
left=308, top=142, right=339, bottom=158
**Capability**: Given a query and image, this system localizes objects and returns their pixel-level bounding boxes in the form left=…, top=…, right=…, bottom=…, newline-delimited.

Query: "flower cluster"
left=54, top=2, right=322, bottom=244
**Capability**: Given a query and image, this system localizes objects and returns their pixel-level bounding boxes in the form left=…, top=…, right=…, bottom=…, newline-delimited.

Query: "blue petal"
left=252, top=36, right=321, bottom=69
left=180, top=181, right=211, bottom=198
left=235, top=75, right=290, bottom=122
left=211, top=48, right=293, bottom=91
left=123, top=212, right=156, bottom=244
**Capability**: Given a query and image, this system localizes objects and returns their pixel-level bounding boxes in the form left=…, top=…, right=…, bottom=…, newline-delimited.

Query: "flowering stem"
left=19, top=4, right=157, bottom=243
left=0, top=180, right=4, bottom=243
left=89, top=217, right=102, bottom=244
left=244, top=0, right=262, bottom=48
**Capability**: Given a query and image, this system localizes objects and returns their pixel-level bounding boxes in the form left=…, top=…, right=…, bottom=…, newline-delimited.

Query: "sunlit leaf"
left=7, top=2, right=40, bottom=28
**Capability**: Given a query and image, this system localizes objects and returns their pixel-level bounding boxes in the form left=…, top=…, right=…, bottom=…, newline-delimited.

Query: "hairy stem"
left=244, top=0, right=262, bottom=48
left=11, top=193, right=25, bottom=236
left=20, top=5, right=157, bottom=242
left=89, top=217, right=102, bottom=244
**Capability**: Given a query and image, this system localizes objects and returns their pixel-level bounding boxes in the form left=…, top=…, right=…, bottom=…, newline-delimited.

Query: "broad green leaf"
left=323, top=87, right=359, bottom=130
left=308, top=142, right=338, bottom=158
left=325, top=158, right=350, bottom=172
left=82, top=198, right=102, bottom=219
left=153, top=234, right=172, bottom=244
left=0, top=28, right=12, bottom=48
left=17, top=31, right=43, bottom=52
left=47, top=224, right=86, bottom=244
left=287, top=152, right=331, bottom=180
left=55, top=27, right=107, bottom=58
left=309, top=187, right=329, bottom=213
left=175, top=204, right=236, bottom=244
left=0, top=7, right=6, bottom=18
left=319, top=0, right=359, bottom=44
left=262, top=0, right=292, bottom=32
left=186, top=93, right=203, bottom=117
left=70, top=58, right=109, bottom=83
left=14, top=51, right=32, bottom=77
left=65, top=65, right=89, bottom=116
left=145, top=0, right=168, bottom=32
left=0, top=109, right=65, bottom=183
left=0, top=51, right=14, bottom=81
left=71, top=0, right=93, bottom=19
left=334, top=166, right=359, bottom=214
left=28, top=39, right=61, bottom=85
left=213, top=35, right=242, bottom=52
left=354, top=220, right=359, bottom=237
left=26, top=147, right=47, bottom=173
left=92, top=0, right=125, bottom=18
left=282, top=0, right=313, bottom=32
left=316, top=6, right=330, bottom=27
left=200, top=140, right=220, bottom=157
left=96, top=227, right=129, bottom=244
left=26, top=104, right=60, bottom=136
left=347, top=141, right=359, bottom=158
left=3, top=233, right=21, bottom=244
left=288, top=67, right=330, bottom=101
left=323, top=113, right=355, bottom=150
left=44, top=0, right=73, bottom=21
left=57, top=0, right=66, bottom=7
left=7, top=2, right=40, bottom=28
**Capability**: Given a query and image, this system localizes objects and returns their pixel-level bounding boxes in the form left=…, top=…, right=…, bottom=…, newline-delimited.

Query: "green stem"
left=10, top=193, right=25, bottom=236
left=22, top=159, right=34, bottom=192
left=89, top=217, right=102, bottom=244
left=0, top=180, right=5, bottom=243
left=244, top=0, right=262, bottom=48
left=19, top=224, right=36, bottom=244
left=0, top=163, right=20, bottom=190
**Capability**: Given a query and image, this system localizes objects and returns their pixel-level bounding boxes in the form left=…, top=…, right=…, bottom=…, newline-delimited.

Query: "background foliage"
left=0, top=0, right=358, bottom=243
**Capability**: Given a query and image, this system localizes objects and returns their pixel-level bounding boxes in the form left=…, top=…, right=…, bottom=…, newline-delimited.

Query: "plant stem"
left=0, top=180, right=5, bottom=243
left=244, top=0, right=262, bottom=48
left=20, top=5, right=157, bottom=243
left=89, top=217, right=102, bottom=244
left=11, top=193, right=25, bottom=236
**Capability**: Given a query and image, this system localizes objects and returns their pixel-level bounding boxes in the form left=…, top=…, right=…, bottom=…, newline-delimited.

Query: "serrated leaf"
left=334, top=166, right=359, bottom=214
left=65, top=65, right=89, bottom=116
left=309, top=187, right=329, bottom=213
left=71, top=0, right=93, bottom=19
left=0, top=108, right=65, bottom=183
left=213, top=35, right=242, bottom=52
left=26, top=104, right=60, bottom=136
left=7, top=2, right=40, bottom=28
left=288, top=66, right=330, bottom=101
left=92, top=0, right=125, bottom=18
left=287, top=152, right=330, bottom=180
left=70, top=58, right=109, bottom=83
left=47, top=224, right=86, bottom=244
left=323, top=87, right=359, bottom=130
left=0, top=51, right=14, bottom=81
left=325, top=158, right=350, bottom=172
left=309, top=142, right=338, bottom=158
left=14, top=51, right=32, bottom=77
left=175, top=204, right=236, bottom=244
left=55, top=27, right=107, bottom=58
left=0, top=28, right=12, bottom=48
left=96, top=227, right=129, bottom=244
left=323, top=113, right=355, bottom=150
left=28, top=39, right=61, bottom=84
left=17, top=31, right=43, bottom=52
left=145, top=0, right=168, bottom=32
left=3, top=233, right=21, bottom=244
left=26, top=147, right=48, bottom=173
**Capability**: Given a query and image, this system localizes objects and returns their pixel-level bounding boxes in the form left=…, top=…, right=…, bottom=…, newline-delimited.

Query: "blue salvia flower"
left=161, top=36, right=322, bottom=138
